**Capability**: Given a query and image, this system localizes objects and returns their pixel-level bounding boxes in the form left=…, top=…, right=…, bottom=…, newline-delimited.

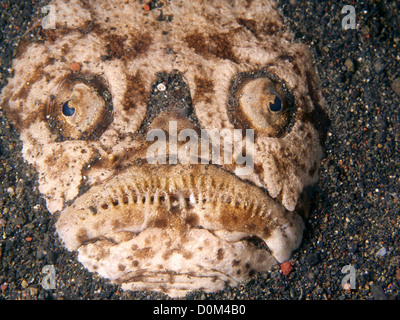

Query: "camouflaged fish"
left=0, top=0, right=327, bottom=297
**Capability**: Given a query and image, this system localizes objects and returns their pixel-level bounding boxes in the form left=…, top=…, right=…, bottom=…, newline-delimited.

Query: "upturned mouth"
left=56, top=162, right=304, bottom=263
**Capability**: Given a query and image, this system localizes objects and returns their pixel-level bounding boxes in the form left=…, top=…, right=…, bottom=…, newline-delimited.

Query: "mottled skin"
left=0, top=0, right=327, bottom=297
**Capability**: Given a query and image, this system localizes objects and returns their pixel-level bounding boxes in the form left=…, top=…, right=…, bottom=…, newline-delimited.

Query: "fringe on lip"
left=56, top=163, right=304, bottom=264
left=96, top=170, right=273, bottom=221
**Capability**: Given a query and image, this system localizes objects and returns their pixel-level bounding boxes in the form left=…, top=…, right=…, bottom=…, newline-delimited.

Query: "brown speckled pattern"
left=0, top=0, right=326, bottom=297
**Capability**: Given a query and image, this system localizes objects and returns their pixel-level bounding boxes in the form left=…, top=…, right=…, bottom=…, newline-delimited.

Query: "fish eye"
left=268, top=94, right=283, bottom=112
left=62, top=101, right=75, bottom=117
left=46, top=73, right=113, bottom=140
left=229, top=73, right=295, bottom=137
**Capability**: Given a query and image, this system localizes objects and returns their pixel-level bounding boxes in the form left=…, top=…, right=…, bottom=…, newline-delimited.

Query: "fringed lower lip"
left=56, top=163, right=304, bottom=262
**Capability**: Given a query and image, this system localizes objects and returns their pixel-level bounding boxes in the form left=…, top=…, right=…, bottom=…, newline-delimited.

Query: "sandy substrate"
left=0, top=0, right=399, bottom=300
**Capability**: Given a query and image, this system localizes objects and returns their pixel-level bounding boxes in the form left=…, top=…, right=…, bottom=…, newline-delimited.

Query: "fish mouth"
left=56, top=162, right=304, bottom=262
left=55, top=162, right=304, bottom=297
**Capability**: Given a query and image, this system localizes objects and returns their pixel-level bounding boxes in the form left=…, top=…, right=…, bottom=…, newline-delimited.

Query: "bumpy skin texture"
left=0, top=0, right=327, bottom=297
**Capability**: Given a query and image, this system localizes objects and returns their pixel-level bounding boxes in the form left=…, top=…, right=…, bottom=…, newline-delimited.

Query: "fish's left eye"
left=269, top=94, right=283, bottom=112
left=62, top=101, right=75, bottom=117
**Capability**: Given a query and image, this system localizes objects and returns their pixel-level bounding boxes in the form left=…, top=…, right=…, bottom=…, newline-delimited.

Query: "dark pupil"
left=62, top=101, right=75, bottom=116
left=269, top=95, right=282, bottom=112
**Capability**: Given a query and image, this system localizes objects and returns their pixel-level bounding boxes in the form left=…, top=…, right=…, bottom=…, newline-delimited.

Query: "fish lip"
left=56, top=162, right=304, bottom=262
left=89, top=161, right=280, bottom=212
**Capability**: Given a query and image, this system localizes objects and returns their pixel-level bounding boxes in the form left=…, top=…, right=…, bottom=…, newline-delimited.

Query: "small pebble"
left=391, top=78, right=400, bottom=96
left=344, top=58, right=354, bottom=72
left=371, top=284, right=389, bottom=300
left=157, top=83, right=166, bottom=91
left=6, top=187, right=14, bottom=195
left=376, top=247, right=387, bottom=257
left=361, top=25, right=370, bottom=36
left=30, top=287, right=39, bottom=296
left=21, top=279, right=28, bottom=289
left=280, top=261, right=292, bottom=275
left=373, top=59, right=385, bottom=74
left=343, top=282, right=352, bottom=292
left=69, top=62, right=81, bottom=72
left=306, top=253, right=320, bottom=266
left=348, top=242, right=358, bottom=254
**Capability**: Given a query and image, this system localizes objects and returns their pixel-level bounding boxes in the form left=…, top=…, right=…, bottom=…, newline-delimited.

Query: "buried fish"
left=0, top=0, right=328, bottom=297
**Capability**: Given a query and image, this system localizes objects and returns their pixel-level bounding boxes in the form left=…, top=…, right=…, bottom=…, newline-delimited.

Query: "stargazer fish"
left=0, top=0, right=327, bottom=297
